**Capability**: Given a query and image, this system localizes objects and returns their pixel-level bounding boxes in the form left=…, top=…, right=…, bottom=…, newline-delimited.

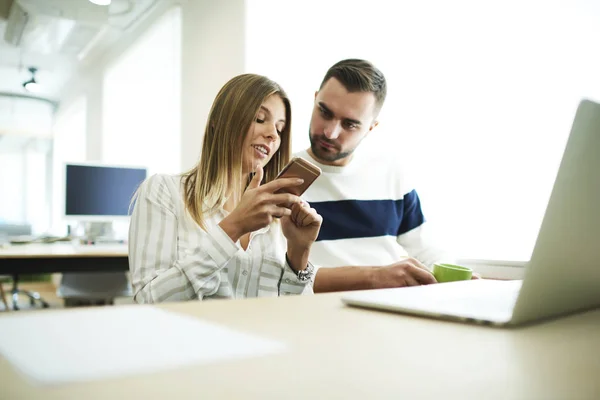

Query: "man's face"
left=309, top=77, right=378, bottom=166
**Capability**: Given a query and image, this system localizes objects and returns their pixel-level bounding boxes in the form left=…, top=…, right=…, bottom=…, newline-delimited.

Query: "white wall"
left=245, top=0, right=600, bottom=261
left=102, top=6, right=181, bottom=174
left=180, top=0, right=246, bottom=171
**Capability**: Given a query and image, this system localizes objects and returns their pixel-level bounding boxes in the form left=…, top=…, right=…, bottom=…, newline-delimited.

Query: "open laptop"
left=342, top=99, right=600, bottom=327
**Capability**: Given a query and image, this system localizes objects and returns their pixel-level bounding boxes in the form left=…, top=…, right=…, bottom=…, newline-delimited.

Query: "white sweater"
left=295, top=149, right=449, bottom=269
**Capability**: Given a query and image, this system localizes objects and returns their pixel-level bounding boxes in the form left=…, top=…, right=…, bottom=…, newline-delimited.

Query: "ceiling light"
left=89, top=0, right=112, bottom=5
left=22, top=67, right=40, bottom=93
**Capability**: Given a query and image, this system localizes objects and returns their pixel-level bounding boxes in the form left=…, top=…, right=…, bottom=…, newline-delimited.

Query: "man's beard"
left=309, top=132, right=353, bottom=163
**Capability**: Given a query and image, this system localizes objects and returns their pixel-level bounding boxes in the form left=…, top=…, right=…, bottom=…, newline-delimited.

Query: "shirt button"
left=242, top=270, right=248, bottom=276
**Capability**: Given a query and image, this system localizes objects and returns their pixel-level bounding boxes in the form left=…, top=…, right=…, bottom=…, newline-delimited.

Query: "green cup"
left=433, top=263, right=473, bottom=283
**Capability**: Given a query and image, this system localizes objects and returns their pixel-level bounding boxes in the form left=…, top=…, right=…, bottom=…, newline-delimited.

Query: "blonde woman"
left=129, top=74, right=322, bottom=302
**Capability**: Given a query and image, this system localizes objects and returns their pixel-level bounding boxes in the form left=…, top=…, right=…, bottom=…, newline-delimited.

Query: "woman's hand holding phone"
left=275, top=157, right=323, bottom=270
left=274, top=157, right=322, bottom=196
left=219, top=165, right=304, bottom=242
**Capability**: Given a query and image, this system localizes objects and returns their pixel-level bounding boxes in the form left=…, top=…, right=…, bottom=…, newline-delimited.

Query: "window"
left=246, top=0, right=600, bottom=261
left=0, top=96, right=54, bottom=233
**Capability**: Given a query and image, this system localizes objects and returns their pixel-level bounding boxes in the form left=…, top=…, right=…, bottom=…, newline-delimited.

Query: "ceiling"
left=0, top=0, right=162, bottom=103
left=0, top=19, right=75, bottom=101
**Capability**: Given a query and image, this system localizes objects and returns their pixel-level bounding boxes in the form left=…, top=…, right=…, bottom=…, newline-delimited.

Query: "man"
left=296, top=59, right=450, bottom=293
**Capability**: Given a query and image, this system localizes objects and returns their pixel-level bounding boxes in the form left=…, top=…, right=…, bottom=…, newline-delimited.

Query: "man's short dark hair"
left=320, top=59, right=387, bottom=114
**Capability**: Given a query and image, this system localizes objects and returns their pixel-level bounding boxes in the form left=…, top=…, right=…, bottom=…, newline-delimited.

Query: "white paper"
left=0, top=305, right=286, bottom=385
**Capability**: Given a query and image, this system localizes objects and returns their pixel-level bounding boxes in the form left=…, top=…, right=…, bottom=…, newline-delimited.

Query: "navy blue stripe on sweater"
left=311, top=189, right=425, bottom=242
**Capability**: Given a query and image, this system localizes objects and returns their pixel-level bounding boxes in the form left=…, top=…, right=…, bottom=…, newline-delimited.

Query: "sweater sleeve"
left=396, top=190, right=454, bottom=269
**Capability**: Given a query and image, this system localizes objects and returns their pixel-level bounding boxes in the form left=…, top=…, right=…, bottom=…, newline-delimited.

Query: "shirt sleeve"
left=396, top=190, right=454, bottom=269
left=128, top=175, right=240, bottom=303
left=260, top=226, right=314, bottom=296
left=280, top=260, right=315, bottom=295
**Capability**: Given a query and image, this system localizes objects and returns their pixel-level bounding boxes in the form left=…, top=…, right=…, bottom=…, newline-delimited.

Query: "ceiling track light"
left=89, top=0, right=112, bottom=5
left=22, top=66, right=40, bottom=93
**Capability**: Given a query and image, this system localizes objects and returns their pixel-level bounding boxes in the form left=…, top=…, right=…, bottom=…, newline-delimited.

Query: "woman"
left=128, top=74, right=322, bottom=302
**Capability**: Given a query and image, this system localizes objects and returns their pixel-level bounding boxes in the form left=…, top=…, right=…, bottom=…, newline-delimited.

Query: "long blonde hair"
left=182, top=74, right=292, bottom=229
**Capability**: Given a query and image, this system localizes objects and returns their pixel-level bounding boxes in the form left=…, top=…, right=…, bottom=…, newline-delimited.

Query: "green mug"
left=433, top=263, right=473, bottom=283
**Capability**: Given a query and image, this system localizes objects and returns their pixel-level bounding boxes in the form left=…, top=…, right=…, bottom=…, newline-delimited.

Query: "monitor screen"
left=65, top=164, right=147, bottom=218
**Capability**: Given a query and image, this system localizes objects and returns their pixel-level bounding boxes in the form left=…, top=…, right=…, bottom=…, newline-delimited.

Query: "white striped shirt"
left=128, top=174, right=312, bottom=303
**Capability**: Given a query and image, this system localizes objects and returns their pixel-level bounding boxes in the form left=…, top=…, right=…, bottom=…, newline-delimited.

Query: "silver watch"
left=296, top=262, right=315, bottom=282
left=286, top=254, right=315, bottom=282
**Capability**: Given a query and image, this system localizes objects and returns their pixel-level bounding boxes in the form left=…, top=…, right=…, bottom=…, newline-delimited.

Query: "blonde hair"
left=182, top=74, right=292, bottom=230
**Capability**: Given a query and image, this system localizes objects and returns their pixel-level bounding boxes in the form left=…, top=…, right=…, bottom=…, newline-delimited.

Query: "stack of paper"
left=0, top=306, right=285, bottom=384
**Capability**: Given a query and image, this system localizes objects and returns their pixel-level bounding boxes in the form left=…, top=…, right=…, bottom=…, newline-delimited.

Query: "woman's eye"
left=256, top=118, right=265, bottom=123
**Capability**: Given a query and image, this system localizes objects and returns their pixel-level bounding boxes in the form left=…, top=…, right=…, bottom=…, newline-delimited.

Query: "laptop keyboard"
left=343, top=279, right=524, bottom=324
left=422, top=280, right=522, bottom=321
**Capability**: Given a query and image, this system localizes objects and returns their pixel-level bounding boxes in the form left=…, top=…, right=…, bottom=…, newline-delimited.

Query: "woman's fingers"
left=271, top=205, right=292, bottom=218
left=261, top=177, right=304, bottom=193
left=270, top=193, right=301, bottom=208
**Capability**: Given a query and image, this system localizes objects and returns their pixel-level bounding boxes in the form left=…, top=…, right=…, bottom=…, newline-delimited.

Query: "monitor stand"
left=77, top=222, right=122, bottom=245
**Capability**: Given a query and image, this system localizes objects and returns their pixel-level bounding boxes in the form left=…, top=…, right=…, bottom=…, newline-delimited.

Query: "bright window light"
left=246, top=0, right=600, bottom=262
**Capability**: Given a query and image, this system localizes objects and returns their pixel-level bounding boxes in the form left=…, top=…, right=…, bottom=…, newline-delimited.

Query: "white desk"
left=1, top=292, right=599, bottom=399
left=0, top=243, right=128, bottom=257
left=0, top=243, right=129, bottom=275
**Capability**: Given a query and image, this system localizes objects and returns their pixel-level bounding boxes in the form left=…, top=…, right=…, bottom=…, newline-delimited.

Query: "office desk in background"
left=0, top=243, right=129, bottom=275
left=1, top=292, right=599, bottom=399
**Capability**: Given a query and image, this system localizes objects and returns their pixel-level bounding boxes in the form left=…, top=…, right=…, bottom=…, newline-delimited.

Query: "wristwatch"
left=286, top=254, right=315, bottom=282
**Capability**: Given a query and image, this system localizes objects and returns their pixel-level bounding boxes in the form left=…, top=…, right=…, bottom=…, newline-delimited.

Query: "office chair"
left=57, top=271, right=132, bottom=307
left=0, top=223, right=50, bottom=310
left=10, top=274, right=50, bottom=310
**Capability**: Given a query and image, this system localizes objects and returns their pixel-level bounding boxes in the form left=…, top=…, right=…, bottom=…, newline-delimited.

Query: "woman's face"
left=242, top=94, right=286, bottom=174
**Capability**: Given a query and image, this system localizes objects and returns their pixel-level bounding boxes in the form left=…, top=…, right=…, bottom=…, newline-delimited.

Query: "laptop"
left=342, top=99, right=600, bottom=327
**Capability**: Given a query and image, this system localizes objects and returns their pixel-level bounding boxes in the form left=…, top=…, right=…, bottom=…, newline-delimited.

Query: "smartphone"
left=275, top=157, right=322, bottom=196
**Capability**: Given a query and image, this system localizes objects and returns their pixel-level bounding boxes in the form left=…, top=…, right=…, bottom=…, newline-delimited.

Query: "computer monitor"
left=63, top=163, right=147, bottom=222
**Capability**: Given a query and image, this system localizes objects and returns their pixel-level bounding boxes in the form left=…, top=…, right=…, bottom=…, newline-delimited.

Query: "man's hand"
left=368, top=258, right=437, bottom=288
left=313, top=257, right=438, bottom=293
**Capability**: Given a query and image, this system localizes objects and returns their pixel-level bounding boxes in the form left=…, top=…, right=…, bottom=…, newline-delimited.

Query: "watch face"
left=297, top=264, right=315, bottom=282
